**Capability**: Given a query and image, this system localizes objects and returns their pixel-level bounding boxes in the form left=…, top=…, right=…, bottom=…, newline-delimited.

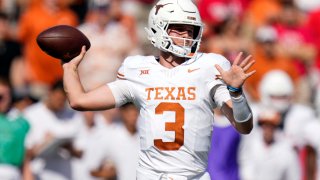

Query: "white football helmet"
left=145, top=0, right=203, bottom=58
left=259, top=70, right=294, bottom=113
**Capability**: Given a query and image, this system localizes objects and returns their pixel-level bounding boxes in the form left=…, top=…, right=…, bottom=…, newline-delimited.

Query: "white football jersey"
left=108, top=53, right=231, bottom=178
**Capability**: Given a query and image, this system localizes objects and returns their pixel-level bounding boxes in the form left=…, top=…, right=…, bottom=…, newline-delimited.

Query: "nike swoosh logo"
left=188, top=68, right=200, bottom=73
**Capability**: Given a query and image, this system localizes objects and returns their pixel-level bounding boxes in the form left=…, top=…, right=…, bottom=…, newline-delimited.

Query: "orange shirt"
left=245, top=47, right=299, bottom=101
left=245, top=0, right=281, bottom=27
left=18, top=4, right=78, bottom=85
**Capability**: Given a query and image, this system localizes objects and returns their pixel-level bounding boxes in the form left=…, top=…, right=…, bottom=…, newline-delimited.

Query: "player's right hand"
left=62, top=46, right=87, bottom=71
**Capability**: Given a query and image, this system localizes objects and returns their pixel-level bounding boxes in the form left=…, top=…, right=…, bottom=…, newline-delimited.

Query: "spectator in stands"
left=0, top=77, right=31, bottom=180
left=239, top=108, right=301, bottom=180
left=274, top=2, right=316, bottom=104
left=78, top=0, right=138, bottom=91
left=249, top=70, right=317, bottom=179
left=23, top=80, right=83, bottom=180
left=7, top=90, right=37, bottom=119
left=203, top=17, right=251, bottom=62
left=71, top=109, right=118, bottom=180
left=306, top=7, right=320, bottom=71
left=197, top=0, right=250, bottom=38
left=244, top=26, right=299, bottom=102
left=83, top=103, right=139, bottom=180
left=77, top=0, right=138, bottom=149
left=0, top=12, right=22, bottom=82
left=306, top=7, right=320, bottom=114
left=244, top=0, right=282, bottom=29
left=275, top=2, right=315, bottom=75
left=257, top=70, right=315, bottom=146
left=18, top=0, right=78, bottom=99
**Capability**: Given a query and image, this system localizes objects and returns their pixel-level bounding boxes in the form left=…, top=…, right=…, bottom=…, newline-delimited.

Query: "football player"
left=62, top=0, right=256, bottom=179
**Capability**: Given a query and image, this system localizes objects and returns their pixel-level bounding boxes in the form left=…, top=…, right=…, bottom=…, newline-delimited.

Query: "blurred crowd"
left=1, top=0, right=320, bottom=179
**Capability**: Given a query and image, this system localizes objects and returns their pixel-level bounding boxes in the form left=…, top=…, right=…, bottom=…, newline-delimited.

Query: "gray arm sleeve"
left=231, top=94, right=252, bottom=123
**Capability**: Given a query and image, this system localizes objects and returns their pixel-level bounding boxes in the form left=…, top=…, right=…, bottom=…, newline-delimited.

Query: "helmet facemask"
left=161, top=23, right=202, bottom=58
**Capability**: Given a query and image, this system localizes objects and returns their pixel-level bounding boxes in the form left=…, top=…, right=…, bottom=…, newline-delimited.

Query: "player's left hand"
left=215, top=52, right=256, bottom=88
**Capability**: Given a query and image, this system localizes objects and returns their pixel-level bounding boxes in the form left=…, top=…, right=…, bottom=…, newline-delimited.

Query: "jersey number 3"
left=154, top=102, right=184, bottom=151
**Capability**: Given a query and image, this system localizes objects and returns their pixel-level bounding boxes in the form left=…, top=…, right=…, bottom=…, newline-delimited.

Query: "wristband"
left=227, top=85, right=242, bottom=93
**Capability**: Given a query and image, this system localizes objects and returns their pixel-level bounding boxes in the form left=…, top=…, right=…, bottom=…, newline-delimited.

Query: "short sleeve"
left=207, top=54, right=231, bottom=90
left=203, top=54, right=231, bottom=107
left=108, top=80, right=133, bottom=107
left=107, top=59, right=134, bottom=107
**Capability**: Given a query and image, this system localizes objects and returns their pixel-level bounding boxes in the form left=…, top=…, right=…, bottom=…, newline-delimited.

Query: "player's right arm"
left=62, top=46, right=116, bottom=111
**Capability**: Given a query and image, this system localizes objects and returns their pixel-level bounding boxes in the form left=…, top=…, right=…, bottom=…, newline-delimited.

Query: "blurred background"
left=1, top=0, right=320, bottom=179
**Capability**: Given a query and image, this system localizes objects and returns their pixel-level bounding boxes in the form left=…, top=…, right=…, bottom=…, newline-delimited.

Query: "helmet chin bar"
left=165, top=44, right=192, bottom=58
left=161, top=35, right=199, bottom=58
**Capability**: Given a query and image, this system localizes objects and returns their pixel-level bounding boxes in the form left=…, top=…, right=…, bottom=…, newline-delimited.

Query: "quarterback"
left=62, top=0, right=255, bottom=179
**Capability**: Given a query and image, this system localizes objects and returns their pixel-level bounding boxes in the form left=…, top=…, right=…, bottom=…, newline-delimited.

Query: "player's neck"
left=159, top=51, right=187, bottom=69
left=125, top=124, right=137, bottom=135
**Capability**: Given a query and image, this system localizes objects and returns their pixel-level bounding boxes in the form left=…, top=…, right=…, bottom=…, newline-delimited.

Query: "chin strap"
left=168, top=44, right=191, bottom=57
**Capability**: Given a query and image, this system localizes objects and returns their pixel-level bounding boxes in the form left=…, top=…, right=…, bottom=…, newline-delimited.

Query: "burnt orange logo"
left=155, top=3, right=173, bottom=15
left=140, top=69, right=150, bottom=75
left=188, top=68, right=200, bottom=73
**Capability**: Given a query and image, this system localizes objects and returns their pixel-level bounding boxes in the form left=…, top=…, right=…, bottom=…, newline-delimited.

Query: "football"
left=36, top=25, right=91, bottom=62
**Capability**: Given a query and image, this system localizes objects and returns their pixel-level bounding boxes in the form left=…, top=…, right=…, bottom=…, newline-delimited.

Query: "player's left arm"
left=216, top=52, right=256, bottom=134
